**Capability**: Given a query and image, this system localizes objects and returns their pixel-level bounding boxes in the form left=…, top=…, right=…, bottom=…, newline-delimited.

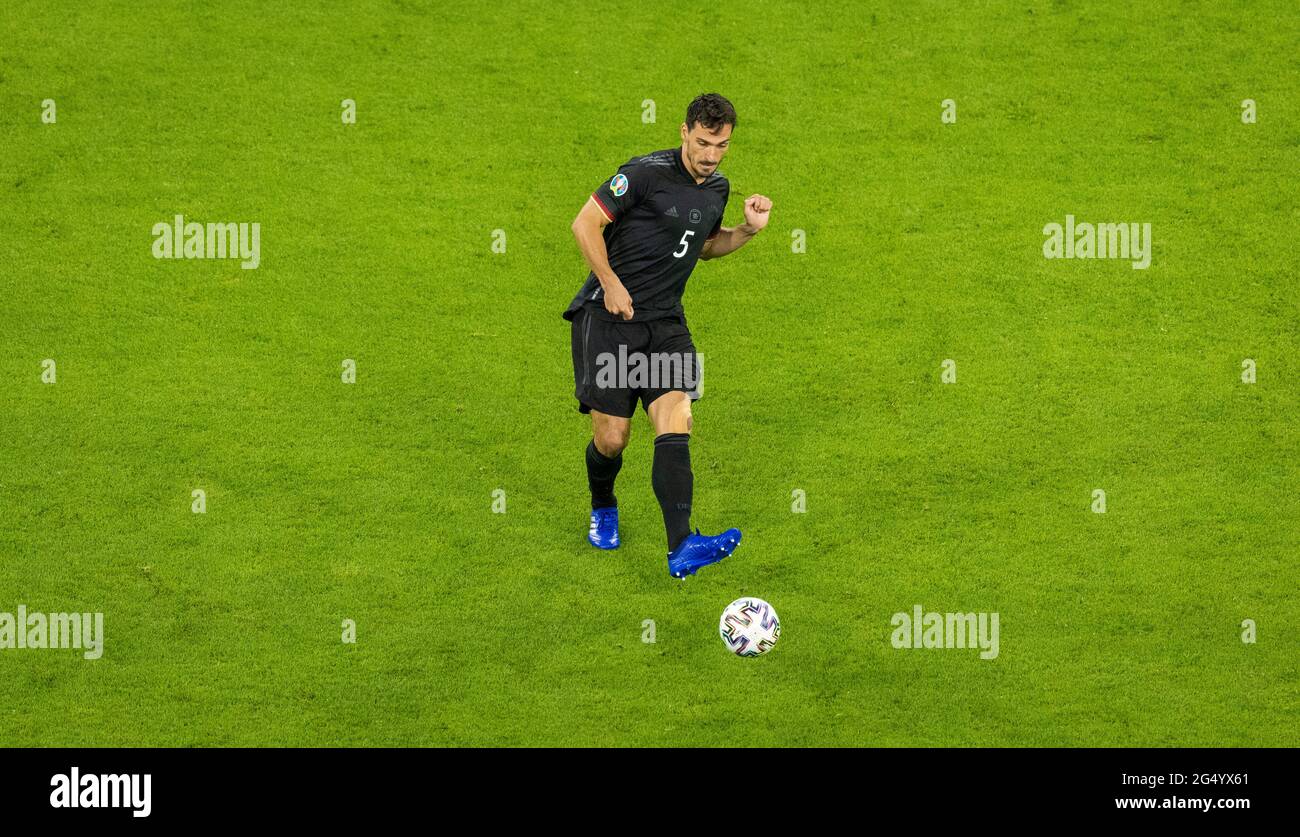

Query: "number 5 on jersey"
left=674, top=230, right=695, bottom=258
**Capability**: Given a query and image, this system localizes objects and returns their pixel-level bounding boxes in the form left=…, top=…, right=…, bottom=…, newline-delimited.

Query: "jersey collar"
left=673, top=146, right=712, bottom=187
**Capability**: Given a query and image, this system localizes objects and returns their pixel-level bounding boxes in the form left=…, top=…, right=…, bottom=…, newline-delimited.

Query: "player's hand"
left=742, top=194, right=773, bottom=232
left=603, top=281, right=635, bottom=320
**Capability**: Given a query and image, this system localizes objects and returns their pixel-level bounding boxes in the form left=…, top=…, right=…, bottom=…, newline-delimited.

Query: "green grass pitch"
left=1, top=0, right=1296, bottom=746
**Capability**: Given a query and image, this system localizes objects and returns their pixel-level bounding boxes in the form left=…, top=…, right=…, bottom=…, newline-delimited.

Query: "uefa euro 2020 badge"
left=610, top=174, right=629, bottom=197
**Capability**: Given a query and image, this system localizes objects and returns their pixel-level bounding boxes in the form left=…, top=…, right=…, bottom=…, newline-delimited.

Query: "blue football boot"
left=588, top=506, right=620, bottom=549
left=667, top=528, right=742, bottom=578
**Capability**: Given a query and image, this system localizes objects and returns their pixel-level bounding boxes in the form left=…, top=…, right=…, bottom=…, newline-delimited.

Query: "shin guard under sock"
left=586, top=440, right=622, bottom=510
left=652, top=433, right=693, bottom=551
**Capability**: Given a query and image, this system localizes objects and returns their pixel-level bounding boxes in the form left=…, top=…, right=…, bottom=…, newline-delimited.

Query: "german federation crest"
left=610, top=173, right=629, bottom=197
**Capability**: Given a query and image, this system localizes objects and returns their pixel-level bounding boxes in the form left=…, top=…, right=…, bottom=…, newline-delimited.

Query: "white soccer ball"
left=719, top=597, right=781, bottom=657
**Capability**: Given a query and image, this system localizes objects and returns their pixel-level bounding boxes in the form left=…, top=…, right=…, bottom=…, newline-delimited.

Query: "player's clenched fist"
left=603, top=280, right=635, bottom=320
left=742, top=194, right=773, bottom=231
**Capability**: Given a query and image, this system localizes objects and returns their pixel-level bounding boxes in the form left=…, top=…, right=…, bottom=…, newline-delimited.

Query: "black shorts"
left=570, top=307, right=702, bottom=418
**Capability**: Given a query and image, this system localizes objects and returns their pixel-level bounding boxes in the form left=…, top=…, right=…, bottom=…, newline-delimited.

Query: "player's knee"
left=674, top=398, right=693, bottom=434
left=653, top=398, right=692, bottom=436
left=595, top=425, right=630, bottom=457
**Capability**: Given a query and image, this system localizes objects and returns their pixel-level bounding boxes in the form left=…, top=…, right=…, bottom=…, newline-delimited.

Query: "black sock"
left=586, top=440, right=622, bottom=510
left=652, top=433, right=693, bottom=552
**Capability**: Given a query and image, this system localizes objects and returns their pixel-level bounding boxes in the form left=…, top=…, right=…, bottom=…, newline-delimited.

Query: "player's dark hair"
left=685, top=93, right=737, bottom=133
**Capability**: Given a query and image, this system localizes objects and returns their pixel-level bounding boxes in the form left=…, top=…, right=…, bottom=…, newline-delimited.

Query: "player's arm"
left=700, top=194, right=773, bottom=261
left=570, top=197, right=634, bottom=320
left=700, top=224, right=758, bottom=260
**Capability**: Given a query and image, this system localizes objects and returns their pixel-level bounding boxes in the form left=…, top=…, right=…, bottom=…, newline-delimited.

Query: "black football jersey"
left=563, top=147, right=730, bottom=322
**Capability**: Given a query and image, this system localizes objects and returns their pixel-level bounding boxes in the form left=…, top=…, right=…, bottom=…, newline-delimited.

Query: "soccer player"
left=565, top=93, right=773, bottom=578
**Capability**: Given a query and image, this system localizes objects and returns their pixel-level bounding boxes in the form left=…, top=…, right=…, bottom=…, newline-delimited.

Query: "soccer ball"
left=719, top=597, right=781, bottom=657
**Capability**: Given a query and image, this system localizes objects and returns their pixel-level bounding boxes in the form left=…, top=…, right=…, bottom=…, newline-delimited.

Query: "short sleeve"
left=706, top=183, right=730, bottom=240
left=591, top=165, right=650, bottom=223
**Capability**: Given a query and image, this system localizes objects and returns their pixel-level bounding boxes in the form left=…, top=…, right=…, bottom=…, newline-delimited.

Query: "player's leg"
left=572, top=309, right=638, bottom=549
left=642, top=320, right=740, bottom=577
left=584, top=409, right=628, bottom=549
left=646, top=391, right=694, bottom=550
left=588, top=409, right=630, bottom=508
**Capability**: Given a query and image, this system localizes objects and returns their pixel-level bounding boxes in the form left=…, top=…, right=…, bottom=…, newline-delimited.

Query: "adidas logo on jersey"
left=664, top=206, right=679, bottom=217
